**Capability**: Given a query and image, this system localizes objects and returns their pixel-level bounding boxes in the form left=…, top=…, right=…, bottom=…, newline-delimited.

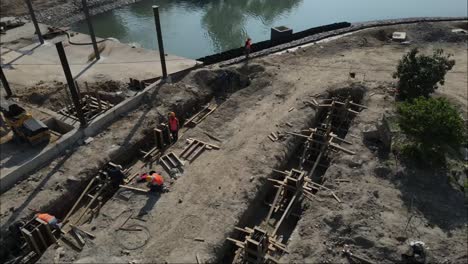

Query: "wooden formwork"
left=59, top=94, right=113, bottom=122
left=20, top=218, right=57, bottom=256
left=228, top=226, right=288, bottom=264
left=306, top=96, right=366, bottom=134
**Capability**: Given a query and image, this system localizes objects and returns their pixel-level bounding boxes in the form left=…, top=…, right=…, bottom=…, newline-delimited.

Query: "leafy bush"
left=397, top=97, right=464, bottom=163
left=393, top=48, right=455, bottom=100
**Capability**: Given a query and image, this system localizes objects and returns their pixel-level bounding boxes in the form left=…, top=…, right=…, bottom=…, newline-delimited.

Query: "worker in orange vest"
left=168, top=112, right=179, bottom=142
left=245, top=38, right=252, bottom=60
left=36, top=213, right=61, bottom=229
left=138, top=171, right=165, bottom=192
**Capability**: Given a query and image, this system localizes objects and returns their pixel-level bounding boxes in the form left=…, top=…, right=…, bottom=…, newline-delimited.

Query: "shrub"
left=397, top=97, right=464, bottom=159
left=393, top=48, right=455, bottom=100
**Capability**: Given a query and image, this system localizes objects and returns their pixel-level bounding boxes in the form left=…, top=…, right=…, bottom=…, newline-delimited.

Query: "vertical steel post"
left=82, top=0, right=100, bottom=60
left=152, top=5, right=167, bottom=79
left=24, top=0, right=44, bottom=44
left=0, top=67, right=13, bottom=97
left=55, top=42, right=87, bottom=127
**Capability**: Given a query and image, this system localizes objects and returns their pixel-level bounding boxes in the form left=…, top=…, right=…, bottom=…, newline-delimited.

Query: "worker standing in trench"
left=169, top=112, right=179, bottom=142
left=245, top=37, right=252, bottom=60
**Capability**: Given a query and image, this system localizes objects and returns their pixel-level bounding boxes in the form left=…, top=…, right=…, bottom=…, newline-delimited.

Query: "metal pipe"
left=82, top=0, right=100, bottom=60
left=55, top=42, right=87, bottom=127
left=152, top=5, right=167, bottom=79
left=24, top=0, right=44, bottom=44
left=0, top=67, right=13, bottom=97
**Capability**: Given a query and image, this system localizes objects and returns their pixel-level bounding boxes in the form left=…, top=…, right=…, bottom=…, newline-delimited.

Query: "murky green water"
left=72, top=0, right=467, bottom=59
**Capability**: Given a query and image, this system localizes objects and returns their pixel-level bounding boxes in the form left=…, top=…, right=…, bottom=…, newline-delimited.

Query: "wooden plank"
left=71, top=229, right=85, bottom=246
left=60, top=235, right=82, bottom=251
left=188, top=144, right=205, bottom=162
left=74, top=182, right=109, bottom=225
left=196, top=105, right=217, bottom=124
left=69, top=224, right=95, bottom=239
left=124, top=172, right=140, bottom=184
left=21, top=228, right=41, bottom=254
left=119, top=185, right=149, bottom=193
left=160, top=158, right=172, bottom=172
left=266, top=186, right=282, bottom=222
left=273, top=193, right=297, bottom=235
left=329, top=142, right=355, bottom=155
left=203, top=131, right=222, bottom=142
left=63, top=177, right=97, bottom=224
left=180, top=140, right=198, bottom=158
left=188, top=138, right=220, bottom=150
left=169, top=152, right=184, bottom=166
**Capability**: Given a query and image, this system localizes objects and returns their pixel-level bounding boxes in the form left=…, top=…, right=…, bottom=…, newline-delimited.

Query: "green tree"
left=393, top=48, right=455, bottom=100
left=397, top=97, right=464, bottom=157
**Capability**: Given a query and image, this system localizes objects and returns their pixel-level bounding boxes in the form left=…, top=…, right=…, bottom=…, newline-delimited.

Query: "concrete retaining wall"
left=217, top=16, right=468, bottom=66
left=198, top=22, right=351, bottom=65
left=0, top=80, right=161, bottom=194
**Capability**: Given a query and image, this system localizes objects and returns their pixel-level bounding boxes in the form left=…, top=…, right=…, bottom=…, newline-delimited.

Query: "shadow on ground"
left=391, top=163, right=466, bottom=232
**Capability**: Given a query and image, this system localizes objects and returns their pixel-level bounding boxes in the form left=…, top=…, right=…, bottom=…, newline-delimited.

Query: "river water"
left=72, top=0, right=467, bottom=59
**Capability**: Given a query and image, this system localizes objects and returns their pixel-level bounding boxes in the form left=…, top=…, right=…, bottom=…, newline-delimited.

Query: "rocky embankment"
left=3, top=0, right=141, bottom=27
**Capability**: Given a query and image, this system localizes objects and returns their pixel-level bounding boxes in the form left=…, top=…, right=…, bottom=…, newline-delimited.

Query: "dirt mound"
left=328, top=82, right=367, bottom=102
left=18, top=80, right=128, bottom=111
left=371, top=28, right=396, bottom=42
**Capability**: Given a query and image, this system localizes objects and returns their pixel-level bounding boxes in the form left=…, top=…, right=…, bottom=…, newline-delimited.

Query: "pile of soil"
left=17, top=80, right=128, bottom=111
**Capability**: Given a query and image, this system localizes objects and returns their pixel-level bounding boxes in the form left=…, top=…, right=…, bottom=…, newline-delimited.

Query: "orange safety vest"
left=169, top=117, right=178, bottom=132
left=36, top=213, right=54, bottom=223
left=149, top=174, right=164, bottom=186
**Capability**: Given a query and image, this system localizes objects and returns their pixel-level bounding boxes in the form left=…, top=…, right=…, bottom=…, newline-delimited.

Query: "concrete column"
left=82, top=0, right=100, bottom=60
left=0, top=67, right=13, bottom=97
left=24, top=0, right=44, bottom=44
left=152, top=5, right=167, bottom=79
left=55, top=42, right=87, bottom=127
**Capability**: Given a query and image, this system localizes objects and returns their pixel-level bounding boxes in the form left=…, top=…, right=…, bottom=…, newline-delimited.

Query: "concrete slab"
left=0, top=23, right=199, bottom=88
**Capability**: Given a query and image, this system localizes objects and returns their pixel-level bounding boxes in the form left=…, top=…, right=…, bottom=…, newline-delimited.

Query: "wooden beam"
left=63, top=176, right=97, bottom=224
left=119, top=185, right=149, bottom=193
left=273, top=193, right=298, bottom=235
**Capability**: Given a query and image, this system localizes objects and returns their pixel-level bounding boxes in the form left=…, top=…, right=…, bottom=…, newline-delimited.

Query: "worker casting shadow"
left=1, top=147, right=74, bottom=231
left=137, top=192, right=161, bottom=217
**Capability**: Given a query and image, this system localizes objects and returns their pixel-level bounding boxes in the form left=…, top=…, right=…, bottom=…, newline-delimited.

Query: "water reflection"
left=153, top=0, right=302, bottom=51
left=72, top=0, right=466, bottom=59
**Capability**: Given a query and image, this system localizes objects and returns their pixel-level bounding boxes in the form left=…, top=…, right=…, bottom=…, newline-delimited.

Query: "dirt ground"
left=1, top=21, right=467, bottom=263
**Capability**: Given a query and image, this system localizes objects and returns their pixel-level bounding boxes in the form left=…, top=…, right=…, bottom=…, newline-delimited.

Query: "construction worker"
left=36, top=213, right=61, bottom=229
left=138, top=171, right=165, bottom=192
left=108, top=164, right=125, bottom=188
left=244, top=38, right=252, bottom=60
left=168, top=112, right=179, bottom=142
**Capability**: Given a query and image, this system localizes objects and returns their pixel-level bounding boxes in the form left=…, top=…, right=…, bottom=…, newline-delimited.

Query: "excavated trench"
left=1, top=66, right=256, bottom=264
left=220, top=84, right=366, bottom=263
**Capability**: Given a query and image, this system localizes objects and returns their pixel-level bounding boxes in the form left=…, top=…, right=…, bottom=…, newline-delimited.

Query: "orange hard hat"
left=170, top=112, right=176, bottom=117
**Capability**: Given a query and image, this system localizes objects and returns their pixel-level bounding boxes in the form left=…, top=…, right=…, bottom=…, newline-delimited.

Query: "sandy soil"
left=1, top=21, right=466, bottom=263
left=284, top=86, right=467, bottom=264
